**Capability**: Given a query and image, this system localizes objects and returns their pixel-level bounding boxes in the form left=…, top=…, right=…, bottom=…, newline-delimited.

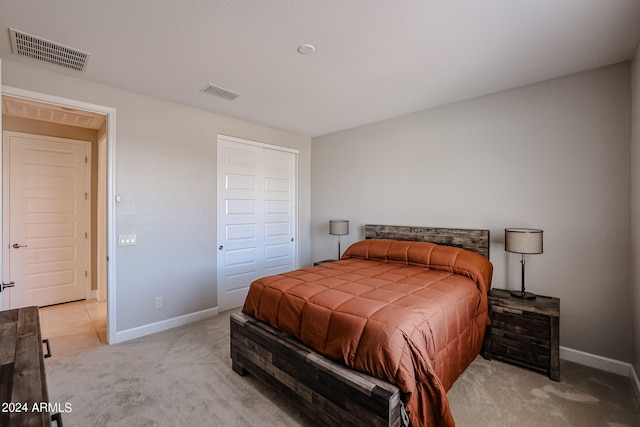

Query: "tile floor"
left=39, top=299, right=107, bottom=360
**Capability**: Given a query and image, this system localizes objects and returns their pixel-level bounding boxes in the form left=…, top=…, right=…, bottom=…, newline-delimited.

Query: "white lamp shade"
left=329, top=220, right=349, bottom=235
left=505, top=228, right=543, bottom=254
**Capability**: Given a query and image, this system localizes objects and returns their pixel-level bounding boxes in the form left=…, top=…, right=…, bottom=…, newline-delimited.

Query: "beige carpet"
left=46, top=310, right=640, bottom=427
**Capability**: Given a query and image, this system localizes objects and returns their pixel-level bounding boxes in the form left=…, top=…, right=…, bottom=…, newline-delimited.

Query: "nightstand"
left=486, top=288, right=560, bottom=381
left=313, top=259, right=337, bottom=266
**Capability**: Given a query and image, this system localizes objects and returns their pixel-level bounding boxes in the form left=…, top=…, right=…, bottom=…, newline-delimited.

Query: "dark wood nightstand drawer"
left=491, top=330, right=550, bottom=369
left=491, top=327, right=550, bottom=350
left=490, top=308, right=550, bottom=341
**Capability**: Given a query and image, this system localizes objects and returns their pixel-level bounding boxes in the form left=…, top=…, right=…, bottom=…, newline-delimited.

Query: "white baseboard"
left=111, top=306, right=219, bottom=344
left=560, top=346, right=640, bottom=402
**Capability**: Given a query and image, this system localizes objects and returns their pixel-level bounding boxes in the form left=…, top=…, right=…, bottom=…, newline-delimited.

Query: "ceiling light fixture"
left=297, top=44, right=315, bottom=55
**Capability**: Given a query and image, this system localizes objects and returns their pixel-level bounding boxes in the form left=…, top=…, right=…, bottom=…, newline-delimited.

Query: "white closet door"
left=216, top=136, right=297, bottom=311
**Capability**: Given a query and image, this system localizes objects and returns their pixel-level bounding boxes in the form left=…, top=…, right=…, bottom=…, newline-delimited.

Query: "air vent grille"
left=9, top=28, right=90, bottom=72
left=200, top=84, right=242, bottom=101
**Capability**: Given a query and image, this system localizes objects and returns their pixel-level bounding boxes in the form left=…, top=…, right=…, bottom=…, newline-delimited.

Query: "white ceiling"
left=1, top=0, right=639, bottom=137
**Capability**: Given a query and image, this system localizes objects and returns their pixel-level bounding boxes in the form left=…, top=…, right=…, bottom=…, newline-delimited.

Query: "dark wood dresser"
left=0, top=306, right=59, bottom=426
left=486, top=288, right=560, bottom=381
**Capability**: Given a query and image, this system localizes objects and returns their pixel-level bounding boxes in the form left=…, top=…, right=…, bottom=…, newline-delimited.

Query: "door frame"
left=0, top=85, right=117, bottom=344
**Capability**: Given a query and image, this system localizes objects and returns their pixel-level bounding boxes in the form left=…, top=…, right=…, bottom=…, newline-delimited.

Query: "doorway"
left=1, top=87, right=116, bottom=347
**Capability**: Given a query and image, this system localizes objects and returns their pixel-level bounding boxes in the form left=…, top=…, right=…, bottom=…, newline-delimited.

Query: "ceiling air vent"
left=9, top=28, right=90, bottom=72
left=200, top=84, right=243, bottom=101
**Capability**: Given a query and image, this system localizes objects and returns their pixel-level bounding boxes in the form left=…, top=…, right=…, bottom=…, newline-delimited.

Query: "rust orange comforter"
left=242, top=239, right=493, bottom=427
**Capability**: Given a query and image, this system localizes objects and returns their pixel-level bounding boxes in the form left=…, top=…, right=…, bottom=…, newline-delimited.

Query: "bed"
left=230, top=225, right=492, bottom=427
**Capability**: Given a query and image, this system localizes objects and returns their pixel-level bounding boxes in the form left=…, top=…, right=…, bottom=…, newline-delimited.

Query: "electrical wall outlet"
left=155, top=296, right=163, bottom=308
left=118, top=234, right=137, bottom=246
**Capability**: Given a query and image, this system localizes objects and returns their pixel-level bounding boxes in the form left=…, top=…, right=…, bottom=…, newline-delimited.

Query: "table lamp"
left=505, top=228, right=543, bottom=299
left=329, top=220, right=349, bottom=259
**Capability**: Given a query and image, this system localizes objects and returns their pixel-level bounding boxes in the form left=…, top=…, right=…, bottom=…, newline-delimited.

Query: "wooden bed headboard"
left=364, top=224, right=490, bottom=259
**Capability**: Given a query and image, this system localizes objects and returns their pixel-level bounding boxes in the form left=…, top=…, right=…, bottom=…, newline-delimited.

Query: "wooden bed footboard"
left=230, top=312, right=405, bottom=427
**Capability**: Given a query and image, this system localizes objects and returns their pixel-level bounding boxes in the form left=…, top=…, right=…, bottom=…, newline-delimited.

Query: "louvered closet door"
left=216, top=135, right=297, bottom=311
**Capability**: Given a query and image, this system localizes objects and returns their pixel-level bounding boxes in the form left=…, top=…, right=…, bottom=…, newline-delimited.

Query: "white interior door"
left=217, top=135, right=297, bottom=311
left=3, top=131, right=89, bottom=308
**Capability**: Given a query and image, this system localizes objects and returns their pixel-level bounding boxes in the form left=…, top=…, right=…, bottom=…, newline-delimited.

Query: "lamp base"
left=511, top=290, right=536, bottom=300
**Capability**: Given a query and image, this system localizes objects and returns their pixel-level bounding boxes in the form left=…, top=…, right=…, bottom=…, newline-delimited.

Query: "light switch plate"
left=118, top=234, right=137, bottom=246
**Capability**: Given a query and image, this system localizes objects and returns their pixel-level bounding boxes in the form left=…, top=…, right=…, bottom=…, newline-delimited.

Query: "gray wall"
left=312, top=63, right=632, bottom=362
left=632, top=43, right=640, bottom=379
left=2, top=59, right=312, bottom=332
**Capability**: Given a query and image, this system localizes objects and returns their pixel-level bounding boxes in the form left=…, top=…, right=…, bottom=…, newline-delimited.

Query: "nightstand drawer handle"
left=43, top=338, right=52, bottom=358
left=51, top=412, right=63, bottom=426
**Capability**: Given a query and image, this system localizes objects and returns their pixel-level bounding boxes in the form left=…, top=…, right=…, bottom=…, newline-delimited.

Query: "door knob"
left=1, top=281, right=15, bottom=291
left=12, top=243, right=28, bottom=249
